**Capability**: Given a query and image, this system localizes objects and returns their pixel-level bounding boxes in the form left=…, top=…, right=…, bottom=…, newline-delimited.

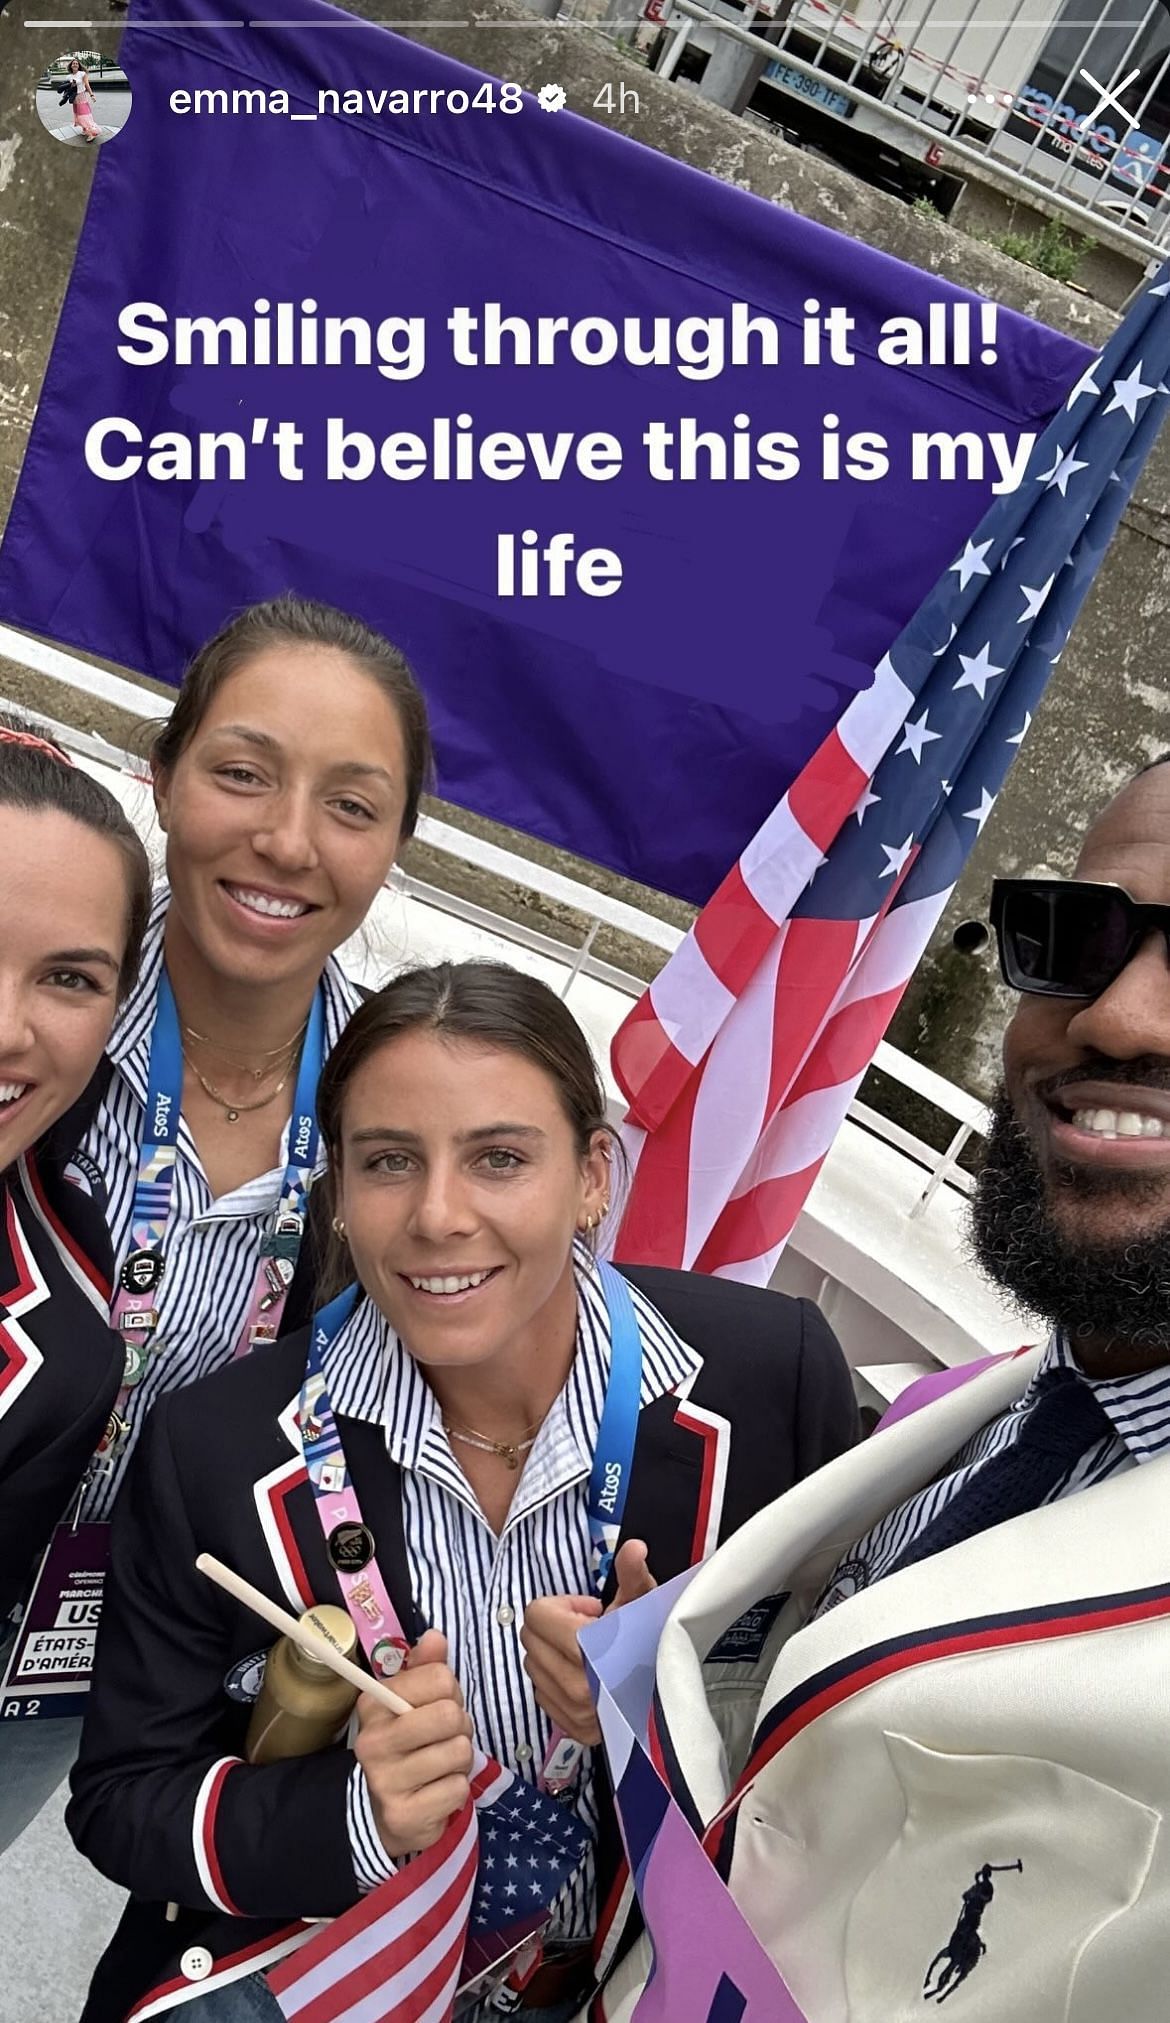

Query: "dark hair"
left=150, top=595, right=434, bottom=840
left=0, top=724, right=151, bottom=999
left=317, top=962, right=619, bottom=1293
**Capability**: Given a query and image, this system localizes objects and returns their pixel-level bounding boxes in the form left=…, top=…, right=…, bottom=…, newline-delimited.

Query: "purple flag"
left=582, top=1578, right=806, bottom=2021
left=0, top=0, right=1091, bottom=902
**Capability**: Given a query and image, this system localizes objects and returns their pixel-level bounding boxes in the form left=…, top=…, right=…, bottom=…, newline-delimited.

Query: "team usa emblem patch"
left=223, top=1650, right=268, bottom=1703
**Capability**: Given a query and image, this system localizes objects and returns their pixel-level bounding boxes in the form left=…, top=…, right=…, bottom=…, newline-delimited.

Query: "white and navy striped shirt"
left=326, top=1251, right=701, bottom=1938
left=79, top=889, right=362, bottom=1521
left=815, top=1332, right=1170, bottom=1616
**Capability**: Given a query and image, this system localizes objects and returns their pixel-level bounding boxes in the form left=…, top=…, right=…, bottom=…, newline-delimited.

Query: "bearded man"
left=602, top=757, right=1170, bottom=2023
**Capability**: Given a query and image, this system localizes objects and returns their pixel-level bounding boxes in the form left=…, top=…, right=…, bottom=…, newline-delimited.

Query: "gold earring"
left=332, top=1217, right=346, bottom=1240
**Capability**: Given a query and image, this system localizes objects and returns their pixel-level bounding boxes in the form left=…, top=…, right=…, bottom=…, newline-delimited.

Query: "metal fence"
left=651, top=0, right=1170, bottom=258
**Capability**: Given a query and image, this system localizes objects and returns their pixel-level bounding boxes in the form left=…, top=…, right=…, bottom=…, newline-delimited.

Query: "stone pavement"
left=0, top=1789, right=121, bottom=2022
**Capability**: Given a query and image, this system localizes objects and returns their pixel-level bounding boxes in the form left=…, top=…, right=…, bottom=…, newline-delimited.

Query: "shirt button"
left=515, top=1743, right=533, bottom=1763
left=495, top=1605, right=515, bottom=1627
left=180, top=1948, right=213, bottom=1982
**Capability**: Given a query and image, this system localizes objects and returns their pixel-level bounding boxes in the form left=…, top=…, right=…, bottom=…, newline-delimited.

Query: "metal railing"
left=0, top=619, right=989, bottom=1216
left=648, top=0, right=1170, bottom=260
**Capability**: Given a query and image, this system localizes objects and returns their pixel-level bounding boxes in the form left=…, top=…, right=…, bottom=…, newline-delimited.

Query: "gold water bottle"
left=245, top=1604, right=360, bottom=1765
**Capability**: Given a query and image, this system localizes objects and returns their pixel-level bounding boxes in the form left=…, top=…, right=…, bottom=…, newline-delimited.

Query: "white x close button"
left=180, top=1947, right=213, bottom=1982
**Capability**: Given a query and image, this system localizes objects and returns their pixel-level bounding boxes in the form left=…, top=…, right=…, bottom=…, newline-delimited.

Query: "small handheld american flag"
left=267, top=1750, right=590, bottom=2023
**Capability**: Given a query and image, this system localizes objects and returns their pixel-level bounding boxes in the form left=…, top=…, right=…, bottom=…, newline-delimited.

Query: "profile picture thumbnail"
left=35, top=50, right=131, bottom=147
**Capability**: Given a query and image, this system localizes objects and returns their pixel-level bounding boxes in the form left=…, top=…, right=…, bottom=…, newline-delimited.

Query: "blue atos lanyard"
left=541, top=1259, right=643, bottom=1793
left=586, top=1261, right=643, bottom=1589
left=107, top=972, right=325, bottom=1408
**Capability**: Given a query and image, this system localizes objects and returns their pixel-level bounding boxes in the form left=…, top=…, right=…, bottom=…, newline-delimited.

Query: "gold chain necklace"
left=182, top=1017, right=308, bottom=1083
left=444, top=1417, right=544, bottom=1471
left=182, top=1045, right=295, bottom=1125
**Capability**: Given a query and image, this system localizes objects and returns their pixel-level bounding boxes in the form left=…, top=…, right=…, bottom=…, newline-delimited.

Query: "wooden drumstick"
left=195, top=1552, right=411, bottom=1714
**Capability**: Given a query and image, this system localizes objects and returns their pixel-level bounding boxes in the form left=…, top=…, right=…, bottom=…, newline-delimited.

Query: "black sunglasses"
left=990, top=879, right=1170, bottom=999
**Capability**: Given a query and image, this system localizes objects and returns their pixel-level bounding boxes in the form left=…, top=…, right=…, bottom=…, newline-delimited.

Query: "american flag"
left=610, top=267, right=1170, bottom=1286
left=267, top=1751, right=590, bottom=2023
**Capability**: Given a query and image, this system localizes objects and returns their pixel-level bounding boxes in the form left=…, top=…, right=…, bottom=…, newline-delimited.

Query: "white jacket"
left=604, top=1346, right=1170, bottom=2023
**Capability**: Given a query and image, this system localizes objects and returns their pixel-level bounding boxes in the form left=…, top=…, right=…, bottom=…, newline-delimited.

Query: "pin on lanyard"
left=234, top=990, right=326, bottom=1358
left=302, top=1261, right=644, bottom=1792
left=105, top=975, right=326, bottom=1436
left=301, top=1283, right=411, bottom=1680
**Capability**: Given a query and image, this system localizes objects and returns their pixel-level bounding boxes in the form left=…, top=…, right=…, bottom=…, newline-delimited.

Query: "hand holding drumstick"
left=195, top=1555, right=472, bottom=1862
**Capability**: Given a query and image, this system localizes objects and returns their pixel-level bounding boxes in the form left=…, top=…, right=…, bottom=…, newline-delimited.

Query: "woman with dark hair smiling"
left=69, top=960, right=856, bottom=2023
left=1, top=594, right=432, bottom=1844
left=0, top=723, right=151, bottom=1853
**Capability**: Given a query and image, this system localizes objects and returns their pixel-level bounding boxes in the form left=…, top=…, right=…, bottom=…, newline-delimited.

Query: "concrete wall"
left=0, top=10, right=115, bottom=532
left=2, top=0, right=1169, bottom=1104
left=947, top=163, right=1147, bottom=315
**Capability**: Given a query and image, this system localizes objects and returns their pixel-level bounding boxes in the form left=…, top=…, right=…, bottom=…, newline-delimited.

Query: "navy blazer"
left=69, top=1270, right=857, bottom=2023
left=0, top=1151, right=122, bottom=1628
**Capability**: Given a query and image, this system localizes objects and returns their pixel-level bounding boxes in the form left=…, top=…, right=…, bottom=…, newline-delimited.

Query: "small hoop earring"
left=332, top=1217, right=346, bottom=1240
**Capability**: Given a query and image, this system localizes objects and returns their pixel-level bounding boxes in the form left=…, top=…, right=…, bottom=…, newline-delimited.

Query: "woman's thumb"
left=613, top=1539, right=656, bottom=1607
left=407, top=1628, right=449, bottom=1668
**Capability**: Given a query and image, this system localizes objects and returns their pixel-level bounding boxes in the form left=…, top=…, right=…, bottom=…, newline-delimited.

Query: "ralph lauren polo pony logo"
left=923, top=1861, right=1023, bottom=2003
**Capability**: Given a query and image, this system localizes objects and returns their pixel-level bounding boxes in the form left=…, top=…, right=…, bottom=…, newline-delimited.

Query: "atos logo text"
left=597, top=1460, right=623, bottom=1514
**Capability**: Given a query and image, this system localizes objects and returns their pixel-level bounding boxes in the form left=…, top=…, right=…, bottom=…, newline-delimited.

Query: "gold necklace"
left=444, top=1416, right=544, bottom=1471
left=182, top=1018, right=308, bottom=1083
left=182, top=1046, right=294, bottom=1124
